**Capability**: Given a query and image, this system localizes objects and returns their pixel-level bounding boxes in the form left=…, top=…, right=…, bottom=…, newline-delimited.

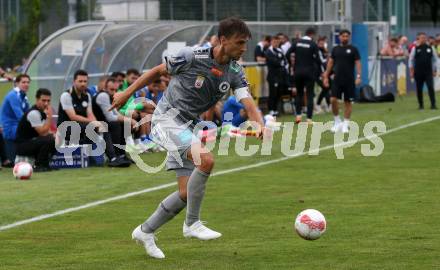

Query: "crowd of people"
left=0, top=68, right=168, bottom=171
left=254, top=30, right=439, bottom=127
left=380, top=33, right=440, bottom=58
left=254, top=28, right=362, bottom=132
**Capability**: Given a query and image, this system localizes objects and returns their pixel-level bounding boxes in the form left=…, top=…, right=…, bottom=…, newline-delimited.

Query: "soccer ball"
left=13, top=162, right=33, bottom=180
left=294, top=209, right=326, bottom=240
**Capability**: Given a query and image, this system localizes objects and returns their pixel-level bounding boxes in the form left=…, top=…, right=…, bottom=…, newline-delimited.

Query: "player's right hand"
left=109, top=92, right=129, bottom=111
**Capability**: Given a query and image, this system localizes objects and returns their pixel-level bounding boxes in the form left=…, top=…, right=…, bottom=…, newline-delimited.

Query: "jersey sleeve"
left=230, top=64, right=251, bottom=101
left=353, top=47, right=361, bottom=60
left=27, top=110, right=44, bottom=127
left=164, top=47, right=194, bottom=75
left=96, top=93, right=118, bottom=122
left=60, top=92, right=73, bottom=110
left=330, top=47, right=337, bottom=60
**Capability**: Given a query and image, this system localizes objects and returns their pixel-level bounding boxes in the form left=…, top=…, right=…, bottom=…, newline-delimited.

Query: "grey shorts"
left=150, top=108, right=199, bottom=174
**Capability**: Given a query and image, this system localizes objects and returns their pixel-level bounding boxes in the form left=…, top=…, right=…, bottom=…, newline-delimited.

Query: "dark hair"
left=15, top=74, right=30, bottom=83
left=390, top=37, right=398, bottom=43
left=105, top=77, right=117, bottom=88
left=36, top=88, right=51, bottom=99
left=305, top=28, right=316, bottom=36
left=110, top=71, right=125, bottom=78
left=218, top=17, right=251, bottom=39
left=126, top=68, right=140, bottom=76
left=318, top=36, right=327, bottom=42
left=417, top=32, right=426, bottom=37
left=339, top=29, right=351, bottom=36
left=73, top=69, right=88, bottom=80
left=263, top=35, right=271, bottom=42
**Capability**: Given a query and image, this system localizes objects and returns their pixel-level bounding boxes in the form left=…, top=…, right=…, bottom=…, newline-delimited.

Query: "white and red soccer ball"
left=295, top=209, right=326, bottom=240
left=13, top=162, right=33, bottom=180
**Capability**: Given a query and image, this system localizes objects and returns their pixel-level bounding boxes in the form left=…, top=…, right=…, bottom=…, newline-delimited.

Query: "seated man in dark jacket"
left=15, top=88, right=55, bottom=172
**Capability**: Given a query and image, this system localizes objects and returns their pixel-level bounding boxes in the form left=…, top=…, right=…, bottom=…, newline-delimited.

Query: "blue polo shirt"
left=0, top=87, right=30, bottom=140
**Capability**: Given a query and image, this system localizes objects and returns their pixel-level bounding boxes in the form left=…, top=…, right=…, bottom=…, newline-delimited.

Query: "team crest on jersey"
left=346, top=49, right=351, bottom=54
left=82, top=101, right=88, bottom=108
left=195, top=75, right=205, bottom=89
left=427, top=48, right=432, bottom=53
left=219, top=81, right=230, bottom=92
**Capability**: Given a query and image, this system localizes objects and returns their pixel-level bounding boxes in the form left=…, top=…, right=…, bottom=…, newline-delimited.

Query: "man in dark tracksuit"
left=286, top=28, right=321, bottom=124
left=265, top=34, right=289, bottom=116
left=409, top=32, right=439, bottom=110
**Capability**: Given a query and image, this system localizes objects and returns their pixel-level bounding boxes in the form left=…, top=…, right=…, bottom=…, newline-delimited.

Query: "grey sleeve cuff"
left=27, top=110, right=44, bottom=127
left=60, top=93, right=73, bottom=110
left=96, top=93, right=118, bottom=122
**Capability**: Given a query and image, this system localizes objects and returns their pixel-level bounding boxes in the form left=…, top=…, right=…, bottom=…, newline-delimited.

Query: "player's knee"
left=200, top=152, right=215, bottom=172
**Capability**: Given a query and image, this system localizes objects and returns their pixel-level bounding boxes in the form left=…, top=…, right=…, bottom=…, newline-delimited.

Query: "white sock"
left=334, top=115, right=341, bottom=123
left=344, top=118, right=350, bottom=124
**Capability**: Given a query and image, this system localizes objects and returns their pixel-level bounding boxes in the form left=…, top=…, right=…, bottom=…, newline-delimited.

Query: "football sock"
left=185, top=168, right=210, bottom=226
left=141, top=191, right=186, bottom=233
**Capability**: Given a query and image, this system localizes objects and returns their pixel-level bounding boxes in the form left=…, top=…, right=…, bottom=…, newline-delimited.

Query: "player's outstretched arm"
left=109, top=63, right=168, bottom=111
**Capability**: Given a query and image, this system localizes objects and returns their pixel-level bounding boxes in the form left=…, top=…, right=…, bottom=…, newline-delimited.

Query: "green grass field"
left=0, top=94, right=439, bottom=270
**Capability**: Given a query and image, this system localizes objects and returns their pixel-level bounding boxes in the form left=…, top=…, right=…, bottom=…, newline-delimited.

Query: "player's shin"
left=141, top=191, right=186, bottom=233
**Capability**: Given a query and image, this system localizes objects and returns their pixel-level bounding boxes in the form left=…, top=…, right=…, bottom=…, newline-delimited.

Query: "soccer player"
left=110, top=17, right=265, bottom=259
left=323, top=29, right=361, bottom=133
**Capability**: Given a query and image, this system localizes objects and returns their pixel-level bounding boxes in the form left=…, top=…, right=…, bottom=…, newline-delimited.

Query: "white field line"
left=1, top=115, right=439, bottom=232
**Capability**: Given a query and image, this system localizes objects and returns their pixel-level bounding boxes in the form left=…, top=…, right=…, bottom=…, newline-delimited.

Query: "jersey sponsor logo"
left=211, top=67, right=224, bottom=77
left=194, top=48, right=209, bottom=54
left=219, top=81, right=230, bottom=92
left=168, top=56, right=187, bottom=67
left=82, top=101, right=88, bottom=108
left=427, top=48, right=432, bottom=53
left=194, top=75, right=205, bottom=89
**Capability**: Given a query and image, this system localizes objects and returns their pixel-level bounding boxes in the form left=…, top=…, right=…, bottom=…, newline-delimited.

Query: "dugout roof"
left=23, top=20, right=355, bottom=105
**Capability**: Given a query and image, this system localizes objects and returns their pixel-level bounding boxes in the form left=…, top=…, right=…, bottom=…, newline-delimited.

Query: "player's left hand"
left=433, top=71, right=437, bottom=77
left=355, top=78, right=361, bottom=86
left=255, top=126, right=272, bottom=140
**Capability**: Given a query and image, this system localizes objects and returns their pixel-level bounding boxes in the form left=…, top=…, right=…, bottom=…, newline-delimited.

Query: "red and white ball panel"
left=294, top=209, right=326, bottom=240
left=13, top=162, right=33, bottom=180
